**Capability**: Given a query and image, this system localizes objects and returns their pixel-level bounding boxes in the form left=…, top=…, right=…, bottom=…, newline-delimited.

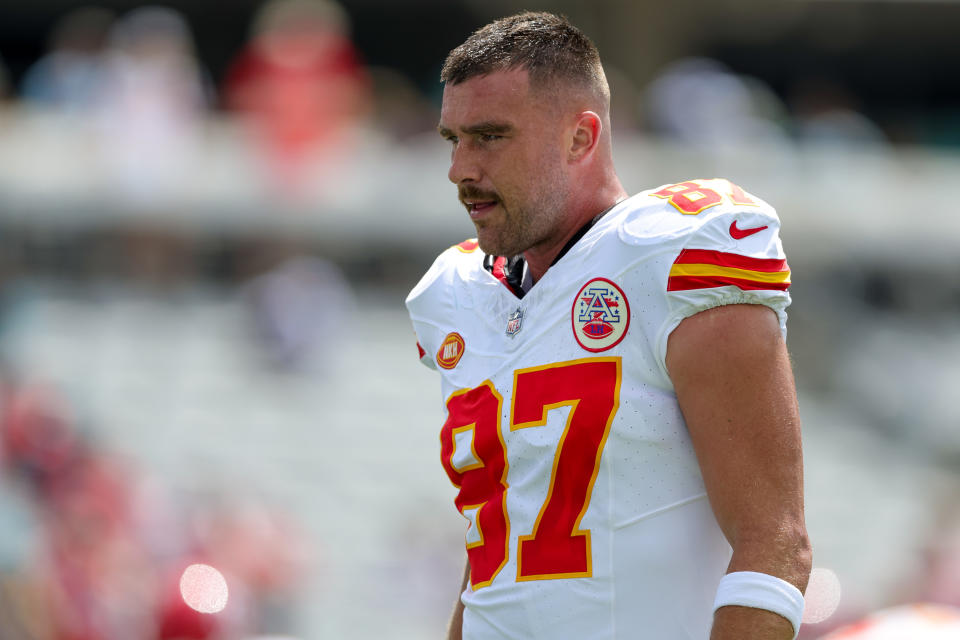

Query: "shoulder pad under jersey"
left=619, top=178, right=781, bottom=251
left=405, top=238, right=485, bottom=369
left=622, top=179, right=792, bottom=346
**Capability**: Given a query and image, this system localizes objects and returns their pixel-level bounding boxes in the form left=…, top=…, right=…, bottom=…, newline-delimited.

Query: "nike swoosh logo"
left=729, top=220, right=768, bottom=240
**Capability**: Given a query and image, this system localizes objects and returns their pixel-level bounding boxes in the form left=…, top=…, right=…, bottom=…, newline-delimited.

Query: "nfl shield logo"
left=505, top=307, right=524, bottom=337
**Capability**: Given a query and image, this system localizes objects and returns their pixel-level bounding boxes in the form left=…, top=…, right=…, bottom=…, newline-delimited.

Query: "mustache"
left=458, top=185, right=501, bottom=205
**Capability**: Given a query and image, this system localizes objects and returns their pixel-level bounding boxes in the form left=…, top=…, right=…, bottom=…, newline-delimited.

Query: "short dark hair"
left=441, top=11, right=608, bottom=101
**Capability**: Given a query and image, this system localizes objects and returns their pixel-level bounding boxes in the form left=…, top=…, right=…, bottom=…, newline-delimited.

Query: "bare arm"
left=666, top=304, right=811, bottom=639
left=446, top=559, right=469, bottom=640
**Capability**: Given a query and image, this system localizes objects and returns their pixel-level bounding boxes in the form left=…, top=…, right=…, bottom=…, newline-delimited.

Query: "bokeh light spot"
left=803, top=566, right=842, bottom=624
left=179, top=563, right=229, bottom=614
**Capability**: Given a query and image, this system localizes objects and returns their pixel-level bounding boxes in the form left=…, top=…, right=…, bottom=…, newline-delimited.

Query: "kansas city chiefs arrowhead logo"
left=572, top=278, right=630, bottom=352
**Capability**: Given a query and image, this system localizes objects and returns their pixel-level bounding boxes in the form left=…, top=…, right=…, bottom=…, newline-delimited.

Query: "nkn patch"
left=437, top=332, right=465, bottom=369
left=572, top=278, right=630, bottom=352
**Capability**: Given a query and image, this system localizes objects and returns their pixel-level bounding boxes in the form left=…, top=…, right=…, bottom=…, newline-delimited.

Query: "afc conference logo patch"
left=572, top=277, right=630, bottom=352
left=436, top=332, right=465, bottom=369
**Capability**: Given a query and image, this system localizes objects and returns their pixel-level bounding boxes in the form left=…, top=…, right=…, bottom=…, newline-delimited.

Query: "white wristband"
left=713, top=571, right=804, bottom=639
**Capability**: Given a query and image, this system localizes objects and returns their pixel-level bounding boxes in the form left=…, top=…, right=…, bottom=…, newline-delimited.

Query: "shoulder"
left=405, top=238, right=488, bottom=370
left=617, top=179, right=793, bottom=358
left=615, top=177, right=789, bottom=291
left=405, top=238, right=485, bottom=319
left=616, top=178, right=781, bottom=249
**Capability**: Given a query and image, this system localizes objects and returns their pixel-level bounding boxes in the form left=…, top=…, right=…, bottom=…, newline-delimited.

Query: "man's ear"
left=568, top=111, right=602, bottom=162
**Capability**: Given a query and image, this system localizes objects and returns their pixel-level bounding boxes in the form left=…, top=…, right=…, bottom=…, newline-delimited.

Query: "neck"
left=523, top=178, right=628, bottom=282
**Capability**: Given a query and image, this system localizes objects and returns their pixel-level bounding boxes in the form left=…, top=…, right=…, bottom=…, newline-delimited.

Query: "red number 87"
left=439, top=358, right=621, bottom=589
left=651, top=178, right=757, bottom=215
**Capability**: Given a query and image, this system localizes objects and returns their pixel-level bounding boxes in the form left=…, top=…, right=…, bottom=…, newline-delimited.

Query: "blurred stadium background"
left=0, top=0, right=958, bottom=638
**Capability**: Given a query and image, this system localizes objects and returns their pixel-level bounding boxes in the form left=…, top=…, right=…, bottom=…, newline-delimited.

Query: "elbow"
left=772, top=520, right=813, bottom=593
left=792, top=526, right=813, bottom=593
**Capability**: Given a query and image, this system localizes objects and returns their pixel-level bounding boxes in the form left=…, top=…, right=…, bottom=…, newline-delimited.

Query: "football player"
left=407, top=12, right=810, bottom=640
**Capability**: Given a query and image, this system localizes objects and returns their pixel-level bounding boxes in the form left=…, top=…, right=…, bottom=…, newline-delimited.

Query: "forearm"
left=447, top=559, right=469, bottom=640
left=447, top=599, right=465, bottom=640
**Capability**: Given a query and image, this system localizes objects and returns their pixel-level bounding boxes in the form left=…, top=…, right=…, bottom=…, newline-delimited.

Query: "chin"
left=475, top=237, right=497, bottom=255
left=475, top=224, right=525, bottom=257
left=474, top=235, right=505, bottom=257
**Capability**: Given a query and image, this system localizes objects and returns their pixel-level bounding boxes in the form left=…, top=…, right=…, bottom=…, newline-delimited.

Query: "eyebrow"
left=437, top=121, right=515, bottom=138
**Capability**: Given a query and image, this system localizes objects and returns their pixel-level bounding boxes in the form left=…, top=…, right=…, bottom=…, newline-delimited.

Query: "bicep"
left=666, top=303, right=807, bottom=582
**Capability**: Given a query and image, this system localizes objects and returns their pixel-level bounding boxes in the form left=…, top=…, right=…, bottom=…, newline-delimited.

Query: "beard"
left=461, top=172, right=570, bottom=258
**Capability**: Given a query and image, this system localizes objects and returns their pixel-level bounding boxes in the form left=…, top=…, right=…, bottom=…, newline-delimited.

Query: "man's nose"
left=448, top=143, right=481, bottom=185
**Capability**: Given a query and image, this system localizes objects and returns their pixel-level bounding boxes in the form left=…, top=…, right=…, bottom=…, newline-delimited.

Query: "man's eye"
left=445, top=136, right=459, bottom=146
left=479, top=134, right=501, bottom=142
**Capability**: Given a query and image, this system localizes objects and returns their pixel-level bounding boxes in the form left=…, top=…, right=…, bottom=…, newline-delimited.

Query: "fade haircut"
left=441, top=11, right=609, bottom=105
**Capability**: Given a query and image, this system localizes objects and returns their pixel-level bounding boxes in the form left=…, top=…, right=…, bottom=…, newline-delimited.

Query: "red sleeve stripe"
left=417, top=341, right=427, bottom=359
left=668, top=275, right=790, bottom=292
left=672, top=249, right=788, bottom=272
left=668, top=249, right=790, bottom=292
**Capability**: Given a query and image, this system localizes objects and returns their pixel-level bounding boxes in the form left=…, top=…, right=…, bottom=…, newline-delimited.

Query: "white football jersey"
left=406, top=179, right=792, bottom=639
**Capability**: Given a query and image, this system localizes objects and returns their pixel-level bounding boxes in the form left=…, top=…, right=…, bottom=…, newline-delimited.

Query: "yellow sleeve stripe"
left=669, top=263, right=791, bottom=285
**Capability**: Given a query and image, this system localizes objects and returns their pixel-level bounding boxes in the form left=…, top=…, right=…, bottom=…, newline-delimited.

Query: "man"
left=406, top=11, right=810, bottom=640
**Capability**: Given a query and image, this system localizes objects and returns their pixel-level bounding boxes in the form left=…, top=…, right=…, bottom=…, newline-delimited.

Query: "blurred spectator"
left=189, top=497, right=311, bottom=635
left=788, top=75, right=889, bottom=148
left=243, top=253, right=354, bottom=373
left=36, top=451, right=160, bottom=639
left=0, top=375, right=313, bottom=639
left=1, top=382, right=81, bottom=496
left=84, top=6, right=212, bottom=287
left=0, top=381, right=160, bottom=639
left=20, top=7, right=115, bottom=115
left=224, top=0, right=371, bottom=199
left=94, top=6, right=210, bottom=210
left=367, top=66, right=438, bottom=142
left=644, top=57, right=791, bottom=151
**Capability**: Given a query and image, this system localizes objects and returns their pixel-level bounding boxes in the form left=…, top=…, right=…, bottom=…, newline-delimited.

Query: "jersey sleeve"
left=405, top=254, right=448, bottom=371
left=405, top=239, right=481, bottom=371
left=414, top=339, right=435, bottom=370
left=664, top=200, right=791, bottom=334
left=622, top=179, right=792, bottom=376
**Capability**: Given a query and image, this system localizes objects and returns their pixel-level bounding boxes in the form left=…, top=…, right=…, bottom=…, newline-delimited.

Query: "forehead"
left=439, top=68, right=538, bottom=130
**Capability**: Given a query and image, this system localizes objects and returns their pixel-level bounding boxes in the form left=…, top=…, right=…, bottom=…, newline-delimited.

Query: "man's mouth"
left=460, top=188, right=501, bottom=219
left=466, top=200, right=498, bottom=217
